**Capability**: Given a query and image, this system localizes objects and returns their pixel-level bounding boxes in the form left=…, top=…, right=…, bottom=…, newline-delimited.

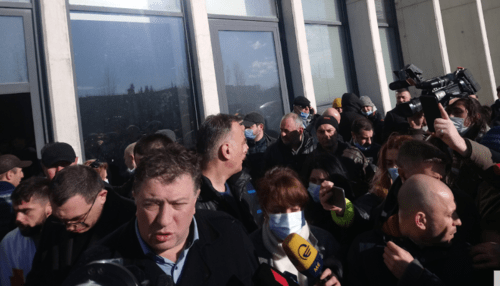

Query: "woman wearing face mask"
left=447, top=97, right=490, bottom=142
left=250, top=167, right=342, bottom=286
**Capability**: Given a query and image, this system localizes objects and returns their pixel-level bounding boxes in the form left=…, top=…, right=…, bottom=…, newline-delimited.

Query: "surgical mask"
left=388, top=167, right=399, bottom=181
left=450, top=117, right=469, bottom=135
left=299, top=112, right=309, bottom=120
left=244, top=129, right=256, bottom=140
left=307, top=183, right=321, bottom=203
left=104, top=179, right=109, bottom=184
left=354, top=142, right=371, bottom=151
left=362, top=110, right=373, bottom=116
left=422, top=125, right=429, bottom=132
left=127, top=168, right=135, bottom=175
left=268, top=211, right=306, bottom=240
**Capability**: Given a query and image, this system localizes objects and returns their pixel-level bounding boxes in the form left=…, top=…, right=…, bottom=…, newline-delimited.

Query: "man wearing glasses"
left=25, top=165, right=136, bottom=286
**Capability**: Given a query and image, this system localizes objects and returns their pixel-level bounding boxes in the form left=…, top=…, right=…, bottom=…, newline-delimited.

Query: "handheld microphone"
left=282, top=233, right=323, bottom=280
left=252, top=263, right=300, bottom=286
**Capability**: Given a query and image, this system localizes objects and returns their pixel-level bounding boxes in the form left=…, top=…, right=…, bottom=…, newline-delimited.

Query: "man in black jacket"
left=195, top=114, right=257, bottom=233
left=264, top=112, right=315, bottom=176
left=67, top=144, right=259, bottom=286
left=26, top=165, right=136, bottom=286
left=382, top=88, right=412, bottom=141
left=338, top=93, right=365, bottom=142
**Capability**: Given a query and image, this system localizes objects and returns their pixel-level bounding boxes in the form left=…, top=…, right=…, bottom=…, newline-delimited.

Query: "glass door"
left=210, top=20, right=289, bottom=138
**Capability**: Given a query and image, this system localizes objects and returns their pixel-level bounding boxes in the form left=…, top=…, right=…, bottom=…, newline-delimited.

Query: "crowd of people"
left=1, top=86, right=500, bottom=286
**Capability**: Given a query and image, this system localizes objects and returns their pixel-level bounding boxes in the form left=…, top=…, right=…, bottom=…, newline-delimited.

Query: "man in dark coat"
left=382, top=88, right=412, bottom=141
left=26, top=165, right=136, bottom=286
left=67, top=144, right=259, bottom=286
left=264, top=112, right=315, bottom=176
left=338, top=93, right=365, bottom=142
left=348, top=175, right=473, bottom=286
left=195, top=114, right=258, bottom=233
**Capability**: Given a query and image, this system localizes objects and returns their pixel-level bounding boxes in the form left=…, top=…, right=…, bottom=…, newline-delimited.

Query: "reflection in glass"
left=69, top=0, right=180, bottom=12
left=206, top=0, right=276, bottom=18
left=305, top=24, right=352, bottom=108
left=218, top=30, right=284, bottom=137
left=70, top=12, right=196, bottom=183
left=302, top=0, right=339, bottom=22
left=0, top=0, right=30, bottom=2
left=0, top=16, right=28, bottom=84
left=380, top=27, right=402, bottom=108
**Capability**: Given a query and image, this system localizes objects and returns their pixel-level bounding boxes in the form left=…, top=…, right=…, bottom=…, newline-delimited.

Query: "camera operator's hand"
left=407, top=111, right=425, bottom=129
left=433, top=103, right=468, bottom=156
left=310, top=106, right=316, bottom=115
left=319, top=181, right=345, bottom=216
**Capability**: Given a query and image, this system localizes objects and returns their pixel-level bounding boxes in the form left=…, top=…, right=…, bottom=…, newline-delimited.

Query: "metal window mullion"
left=68, top=4, right=183, bottom=17
left=304, top=19, right=342, bottom=26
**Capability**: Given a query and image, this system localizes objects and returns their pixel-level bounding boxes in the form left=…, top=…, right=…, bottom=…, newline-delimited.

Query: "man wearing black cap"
left=293, top=96, right=319, bottom=129
left=41, top=142, right=79, bottom=180
left=305, top=115, right=373, bottom=198
left=0, top=154, right=32, bottom=239
left=243, top=112, right=276, bottom=155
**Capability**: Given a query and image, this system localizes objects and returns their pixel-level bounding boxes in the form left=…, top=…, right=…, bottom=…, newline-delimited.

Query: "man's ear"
left=45, top=202, right=52, bottom=217
left=220, top=143, right=231, bottom=160
left=415, top=212, right=426, bottom=230
left=298, top=127, right=304, bottom=136
left=97, top=189, right=108, bottom=206
left=5, top=170, right=14, bottom=180
left=74, top=157, right=79, bottom=165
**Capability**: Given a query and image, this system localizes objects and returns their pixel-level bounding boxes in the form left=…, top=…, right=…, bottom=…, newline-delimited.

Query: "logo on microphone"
left=298, top=244, right=312, bottom=260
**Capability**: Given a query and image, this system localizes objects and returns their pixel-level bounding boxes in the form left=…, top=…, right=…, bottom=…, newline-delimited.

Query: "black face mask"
left=18, top=223, right=43, bottom=237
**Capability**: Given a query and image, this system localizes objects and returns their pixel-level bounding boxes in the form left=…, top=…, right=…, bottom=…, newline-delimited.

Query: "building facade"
left=0, top=0, right=498, bottom=167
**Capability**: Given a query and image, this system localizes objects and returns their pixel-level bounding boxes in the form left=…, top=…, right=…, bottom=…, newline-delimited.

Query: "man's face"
left=293, top=105, right=310, bottom=115
left=44, top=160, right=77, bottom=180
left=411, top=162, right=446, bottom=182
left=396, top=91, right=411, bottom=105
left=11, top=167, right=24, bottom=187
left=353, top=130, right=373, bottom=147
left=362, top=106, right=373, bottom=113
left=14, top=196, right=51, bottom=237
left=229, top=122, right=249, bottom=171
left=280, top=118, right=302, bottom=146
left=134, top=175, right=198, bottom=258
left=425, top=191, right=462, bottom=245
left=316, top=124, right=338, bottom=149
left=124, top=152, right=136, bottom=170
left=245, top=123, right=262, bottom=139
left=52, top=192, right=106, bottom=233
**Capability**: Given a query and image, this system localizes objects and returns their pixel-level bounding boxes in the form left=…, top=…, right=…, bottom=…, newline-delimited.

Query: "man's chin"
left=19, top=226, right=41, bottom=237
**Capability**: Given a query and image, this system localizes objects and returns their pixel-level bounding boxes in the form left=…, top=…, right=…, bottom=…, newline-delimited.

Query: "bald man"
left=348, top=175, right=473, bottom=286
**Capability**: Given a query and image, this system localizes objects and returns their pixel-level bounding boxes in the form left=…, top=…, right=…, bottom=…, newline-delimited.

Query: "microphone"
left=388, top=80, right=410, bottom=91
left=252, top=263, right=300, bottom=286
left=282, top=233, right=323, bottom=280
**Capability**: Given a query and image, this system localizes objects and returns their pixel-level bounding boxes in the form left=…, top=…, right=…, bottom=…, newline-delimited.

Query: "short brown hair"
left=133, top=143, right=201, bottom=194
left=257, top=167, right=309, bottom=216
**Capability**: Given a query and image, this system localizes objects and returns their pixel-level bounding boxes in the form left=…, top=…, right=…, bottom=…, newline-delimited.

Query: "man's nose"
left=15, top=212, right=25, bottom=224
left=367, top=138, right=372, bottom=145
left=157, top=205, right=173, bottom=227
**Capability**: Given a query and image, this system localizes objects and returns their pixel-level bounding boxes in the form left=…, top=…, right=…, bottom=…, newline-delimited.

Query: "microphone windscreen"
left=282, top=233, right=323, bottom=279
left=252, top=263, right=300, bottom=286
left=388, top=80, right=410, bottom=91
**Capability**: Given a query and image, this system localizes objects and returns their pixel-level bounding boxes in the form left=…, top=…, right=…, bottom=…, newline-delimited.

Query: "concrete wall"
left=440, top=0, right=496, bottom=105
left=482, top=0, right=500, bottom=97
left=395, top=0, right=450, bottom=81
left=281, top=0, right=316, bottom=110
left=346, top=0, right=392, bottom=114
left=40, top=1, right=83, bottom=159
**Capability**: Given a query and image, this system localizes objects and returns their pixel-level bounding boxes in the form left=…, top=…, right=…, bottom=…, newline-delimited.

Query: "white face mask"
left=307, top=183, right=321, bottom=203
left=450, top=117, right=469, bottom=135
left=268, top=211, right=305, bottom=240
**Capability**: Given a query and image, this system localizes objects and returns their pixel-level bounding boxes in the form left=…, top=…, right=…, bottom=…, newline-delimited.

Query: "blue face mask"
left=362, top=110, right=373, bottom=116
left=354, top=142, right=371, bottom=151
left=268, top=211, right=305, bottom=240
left=388, top=167, right=399, bottom=181
left=307, top=183, right=321, bottom=203
left=299, top=111, right=309, bottom=119
left=450, top=117, right=469, bottom=135
left=244, top=129, right=256, bottom=140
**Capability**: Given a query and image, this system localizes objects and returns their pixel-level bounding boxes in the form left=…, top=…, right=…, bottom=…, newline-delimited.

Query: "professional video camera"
left=389, top=64, right=481, bottom=132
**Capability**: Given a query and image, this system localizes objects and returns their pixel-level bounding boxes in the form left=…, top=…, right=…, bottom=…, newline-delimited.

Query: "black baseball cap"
left=243, top=112, right=265, bottom=128
left=41, top=142, right=77, bottom=167
left=293, top=96, right=311, bottom=107
left=0, top=155, right=32, bottom=174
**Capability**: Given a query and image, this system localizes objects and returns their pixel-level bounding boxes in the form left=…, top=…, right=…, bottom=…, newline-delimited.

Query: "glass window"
left=69, top=0, right=180, bottom=12
left=0, top=0, right=30, bottom=2
left=0, top=16, right=28, bottom=84
left=380, top=27, right=402, bottom=107
left=305, top=24, right=352, bottom=108
left=70, top=12, right=197, bottom=163
left=374, top=0, right=387, bottom=24
left=206, top=0, right=277, bottom=18
left=218, top=30, right=284, bottom=136
left=302, top=0, right=339, bottom=22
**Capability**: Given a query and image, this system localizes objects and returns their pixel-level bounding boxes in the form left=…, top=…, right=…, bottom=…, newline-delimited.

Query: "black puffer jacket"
left=339, top=93, right=365, bottom=142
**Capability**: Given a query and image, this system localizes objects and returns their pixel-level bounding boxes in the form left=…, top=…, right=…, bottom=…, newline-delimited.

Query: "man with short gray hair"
left=264, top=112, right=315, bottom=175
